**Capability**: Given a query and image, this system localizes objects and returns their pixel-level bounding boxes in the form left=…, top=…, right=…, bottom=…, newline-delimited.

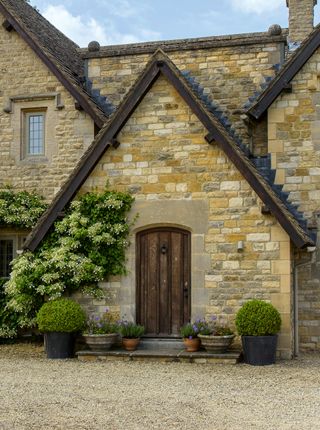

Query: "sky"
left=29, top=0, right=320, bottom=48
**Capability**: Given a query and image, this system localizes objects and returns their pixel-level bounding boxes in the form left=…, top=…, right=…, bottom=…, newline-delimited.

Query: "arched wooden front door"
left=136, top=227, right=191, bottom=337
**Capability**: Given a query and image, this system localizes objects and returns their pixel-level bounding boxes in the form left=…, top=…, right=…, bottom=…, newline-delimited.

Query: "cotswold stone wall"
left=0, top=14, right=94, bottom=201
left=81, top=75, right=292, bottom=358
left=267, top=47, right=320, bottom=351
left=84, top=34, right=286, bottom=156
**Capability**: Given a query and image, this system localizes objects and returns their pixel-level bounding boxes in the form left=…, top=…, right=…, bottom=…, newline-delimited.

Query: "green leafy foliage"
left=0, top=188, right=47, bottom=339
left=36, top=299, right=86, bottom=333
left=235, top=299, right=282, bottom=336
left=118, top=321, right=145, bottom=339
left=4, top=188, right=134, bottom=333
left=0, top=188, right=47, bottom=228
left=0, top=279, right=19, bottom=339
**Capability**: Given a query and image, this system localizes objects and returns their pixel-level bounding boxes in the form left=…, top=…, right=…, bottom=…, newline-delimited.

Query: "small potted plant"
left=197, top=316, right=234, bottom=353
left=36, top=298, right=86, bottom=359
left=180, top=321, right=202, bottom=352
left=82, top=309, right=119, bottom=352
left=118, top=321, right=145, bottom=351
left=235, top=299, right=282, bottom=366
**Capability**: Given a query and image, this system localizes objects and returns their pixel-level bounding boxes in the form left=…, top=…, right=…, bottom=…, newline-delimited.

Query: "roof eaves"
left=248, top=24, right=320, bottom=120
left=24, top=50, right=314, bottom=251
left=0, top=1, right=108, bottom=128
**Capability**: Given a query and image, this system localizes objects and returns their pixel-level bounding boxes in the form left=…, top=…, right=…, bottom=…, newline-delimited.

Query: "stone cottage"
left=1, top=0, right=320, bottom=358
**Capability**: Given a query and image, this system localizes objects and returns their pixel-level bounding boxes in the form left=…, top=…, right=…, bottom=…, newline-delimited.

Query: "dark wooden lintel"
left=111, top=138, right=120, bottom=149
left=205, top=132, right=218, bottom=143
left=75, top=102, right=83, bottom=111
left=261, top=205, right=271, bottom=214
left=283, top=83, right=292, bottom=93
left=2, top=19, right=13, bottom=32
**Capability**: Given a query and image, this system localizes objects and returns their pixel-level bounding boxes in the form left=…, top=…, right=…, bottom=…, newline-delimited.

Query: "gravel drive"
left=0, top=343, right=320, bottom=430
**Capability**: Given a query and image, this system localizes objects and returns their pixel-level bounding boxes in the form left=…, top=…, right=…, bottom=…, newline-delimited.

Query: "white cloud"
left=96, top=0, right=137, bottom=18
left=42, top=4, right=157, bottom=47
left=230, top=0, right=283, bottom=14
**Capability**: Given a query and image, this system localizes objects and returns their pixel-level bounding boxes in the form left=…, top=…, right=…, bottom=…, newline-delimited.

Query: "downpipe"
left=293, top=248, right=316, bottom=357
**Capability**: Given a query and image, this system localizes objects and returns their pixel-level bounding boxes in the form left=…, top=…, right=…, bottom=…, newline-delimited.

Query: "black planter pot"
left=242, top=335, right=278, bottom=366
left=45, top=332, right=75, bottom=359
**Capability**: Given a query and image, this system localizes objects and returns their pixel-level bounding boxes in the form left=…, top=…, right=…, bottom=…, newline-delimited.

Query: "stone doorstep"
left=76, top=348, right=241, bottom=364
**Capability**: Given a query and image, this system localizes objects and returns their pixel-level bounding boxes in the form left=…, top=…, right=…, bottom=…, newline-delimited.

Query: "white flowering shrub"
left=0, top=189, right=47, bottom=340
left=4, top=189, right=134, bottom=332
left=0, top=188, right=47, bottom=228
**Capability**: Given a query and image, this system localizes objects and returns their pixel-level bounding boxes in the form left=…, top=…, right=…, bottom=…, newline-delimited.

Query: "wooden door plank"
left=159, top=231, right=170, bottom=335
left=171, top=231, right=183, bottom=335
left=183, top=232, right=191, bottom=323
left=147, top=232, right=159, bottom=334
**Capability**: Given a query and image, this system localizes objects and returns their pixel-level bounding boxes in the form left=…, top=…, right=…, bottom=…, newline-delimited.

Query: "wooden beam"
left=75, top=102, right=83, bottom=111
left=207, top=135, right=307, bottom=248
left=24, top=54, right=312, bottom=251
left=2, top=19, right=13, bottom=32
left=249, top=29, right=320, bottom=120
left=0, top=3, right=105, bottom=128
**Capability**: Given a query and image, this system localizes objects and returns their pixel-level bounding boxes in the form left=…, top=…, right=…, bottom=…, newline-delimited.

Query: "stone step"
left=77, top=348, right=241, bottom=364
left=139, top=337, right=184, bottom=350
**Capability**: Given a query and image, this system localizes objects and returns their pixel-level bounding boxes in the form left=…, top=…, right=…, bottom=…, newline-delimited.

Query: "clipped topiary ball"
left=235, top=299, right=281, bottom=336
left=36, top=298, right=86, bottom=333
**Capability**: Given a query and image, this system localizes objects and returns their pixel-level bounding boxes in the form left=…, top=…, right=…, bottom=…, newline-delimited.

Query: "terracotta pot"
left=198, top=334, right=235, bottom=354
left=122, top=337, right=140, bottom=351
left=183, top=337, right=201, bottom=352
left=83, top=333, right=118, bottom=352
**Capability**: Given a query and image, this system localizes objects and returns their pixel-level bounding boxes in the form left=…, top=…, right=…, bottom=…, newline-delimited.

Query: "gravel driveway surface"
left=0, top=343, right=320, bottom=430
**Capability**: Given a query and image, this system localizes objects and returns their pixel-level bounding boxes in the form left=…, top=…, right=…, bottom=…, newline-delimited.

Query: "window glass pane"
left=28, top=114, right=44, bottom=155
left=0, top=240, right=13, bottom=278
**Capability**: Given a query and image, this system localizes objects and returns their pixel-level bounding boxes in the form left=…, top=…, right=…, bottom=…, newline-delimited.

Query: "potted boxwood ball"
left=36, top=298, right=86, bottom=359
left=235, top=299, right=282, bottom=366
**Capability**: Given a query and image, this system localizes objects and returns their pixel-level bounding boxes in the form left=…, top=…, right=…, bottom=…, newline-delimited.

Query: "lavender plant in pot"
left=180, top=321, right=203, bottom=352
left=83, top=309, right=119, bottom=352
left=118, top=321, right=145, bottom=351
left=198, top=316, right=234, bottom=353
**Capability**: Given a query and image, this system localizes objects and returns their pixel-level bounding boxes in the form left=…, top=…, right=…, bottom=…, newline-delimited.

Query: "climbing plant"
left=0, top=188, right=47, bottom=228
left=0, top=188, right=48, bottom=339
left=4, top=188, right=134, bottom=333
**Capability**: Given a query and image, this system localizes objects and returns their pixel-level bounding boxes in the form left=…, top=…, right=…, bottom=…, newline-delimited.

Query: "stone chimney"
left=286, top=0, right=317, bottom=45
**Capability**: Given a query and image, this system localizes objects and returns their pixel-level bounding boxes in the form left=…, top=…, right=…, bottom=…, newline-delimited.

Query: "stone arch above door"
left=119, top=199, right=211, bottom=323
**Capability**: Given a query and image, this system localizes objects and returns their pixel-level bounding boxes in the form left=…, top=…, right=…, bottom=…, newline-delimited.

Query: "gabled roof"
left=0, top=0, right=110, bottom=127
left=24, top=50, right=314, bottom=251
left=248, top=23, right=320, bottom=120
